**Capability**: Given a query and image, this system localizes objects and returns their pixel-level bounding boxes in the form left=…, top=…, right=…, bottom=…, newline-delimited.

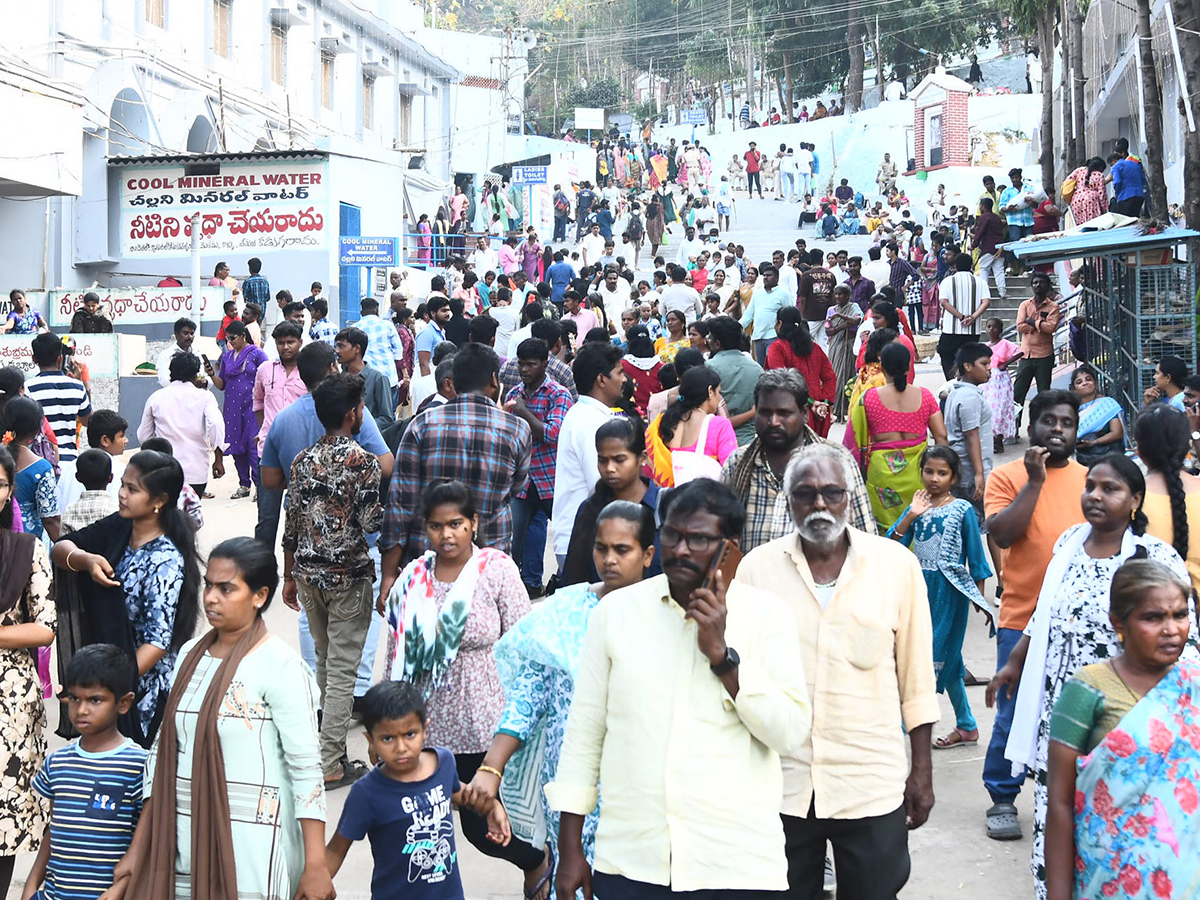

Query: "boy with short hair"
left=945, top=341, right=995, bottom=513
left=305, top=281, right=323, bottom=310
left=310, top=298, right=337, bottom=346
left=215, top=298, right=239, bottom=352
left=325, top=681, right=509, bottom=899
left=61, top=449, right=118, bottom=532
left=59, top=409, right=128, bottom=513
left=25, top=644, right=146, bottom=900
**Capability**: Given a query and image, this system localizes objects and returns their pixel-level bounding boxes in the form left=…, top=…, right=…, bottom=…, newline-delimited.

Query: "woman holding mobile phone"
left=205, top=321, right=267, bottom=499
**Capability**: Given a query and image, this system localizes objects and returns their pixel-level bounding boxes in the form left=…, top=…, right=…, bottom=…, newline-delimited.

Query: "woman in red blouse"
left=765, top=306, right=837, bottom=436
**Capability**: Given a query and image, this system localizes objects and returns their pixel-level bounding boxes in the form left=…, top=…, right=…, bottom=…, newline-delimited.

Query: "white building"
left=1, top=0, right=459, bottom=326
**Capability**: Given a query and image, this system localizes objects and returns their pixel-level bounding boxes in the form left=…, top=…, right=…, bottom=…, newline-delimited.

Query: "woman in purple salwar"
left=519, top=233, right=542, bottom=281
left=205, top=320, right=267, bottom=499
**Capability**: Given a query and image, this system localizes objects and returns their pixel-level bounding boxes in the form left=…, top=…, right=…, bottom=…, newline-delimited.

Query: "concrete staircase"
left=986, top=272, right=1032, bottom=326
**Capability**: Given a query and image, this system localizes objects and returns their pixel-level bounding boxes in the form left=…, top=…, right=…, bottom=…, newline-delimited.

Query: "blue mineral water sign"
left=338, top=236, right=397, bottom=266
left=511, top=166, right=548, bottom=184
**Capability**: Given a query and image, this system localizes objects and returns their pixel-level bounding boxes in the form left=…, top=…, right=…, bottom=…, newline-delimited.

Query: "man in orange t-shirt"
left=980, top=389, right=1086, bottom=842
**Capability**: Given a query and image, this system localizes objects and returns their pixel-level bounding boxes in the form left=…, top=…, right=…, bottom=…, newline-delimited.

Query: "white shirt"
left=582, top=234, right=606, bottom=266
left=830, top=265, right=850, bottom=286
left=795, top=147, right=814, bottom=175
left=546, top=574, right=810, bottom=891
left=488, top=304, right=520, bottom=358
left=674, top=237, right=704, bottom=266
left=780, top=154, right=799, bottom=175
left=778, top=265, right=798, bottom=301
left=596, top=284, right=629, bottom=334
left=551, top=395, right=614, bottom=556
left=155, top=342, right=192, bottom=387
left=137, top=380, right=225, bottom=486
left=659, top=282, right=704, bottom=325
left=470, top=246, right=499, bottom=274
left=409, top=372, right=437, bottom=411
left=861, top=260, right=892, bottom=291
left=506, top=323, right=535, bottom=360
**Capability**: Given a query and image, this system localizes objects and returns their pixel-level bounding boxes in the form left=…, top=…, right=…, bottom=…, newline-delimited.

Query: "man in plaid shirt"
left=504, top=337, right=573, bottom=596
left=309, top=297, right=337, bottom=345
left=353, top=297, right=402, bottom=390
left=379, top=342, right=532, bottom=601
left=720, top=370, right=873, bottom=551
left=242, top=257, right=271, bottom=309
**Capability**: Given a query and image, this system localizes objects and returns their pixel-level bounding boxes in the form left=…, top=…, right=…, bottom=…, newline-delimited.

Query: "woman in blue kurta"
left=207, top=320, right=267, bottom=499
left=889, top=446, right=993, bottom=749
left=464, top=501, right=657, bottom=872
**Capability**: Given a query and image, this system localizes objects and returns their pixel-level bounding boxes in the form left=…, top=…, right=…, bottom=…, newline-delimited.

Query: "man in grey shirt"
left=705, top=315, right=764, bottom=446
left=659, top=263, right=705, bottom=325
left=943, top=342, right=994, bottom=514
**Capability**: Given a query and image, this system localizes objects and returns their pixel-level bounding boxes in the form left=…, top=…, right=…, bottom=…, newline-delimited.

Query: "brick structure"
left=909, top=72, right=974, bottom=172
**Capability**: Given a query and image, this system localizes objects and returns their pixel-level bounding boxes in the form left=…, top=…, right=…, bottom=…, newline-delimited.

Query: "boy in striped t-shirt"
left=26, top=645, right=145, bottom=900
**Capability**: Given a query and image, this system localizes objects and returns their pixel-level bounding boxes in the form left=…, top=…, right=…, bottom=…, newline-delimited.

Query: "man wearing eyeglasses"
left=734, top=443, right=938, bottom=899
left=548, top=479, right=811, bottom=899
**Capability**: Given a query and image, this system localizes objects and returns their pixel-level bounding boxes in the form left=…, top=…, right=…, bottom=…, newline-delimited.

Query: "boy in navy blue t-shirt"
left=25, top=644, right=146, bottom=900
left=326, top=682, right=510, bottom=899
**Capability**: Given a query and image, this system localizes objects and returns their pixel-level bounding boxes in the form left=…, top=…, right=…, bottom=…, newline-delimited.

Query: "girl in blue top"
left=1, top=290, right=48, bottom=335
left=888, top=445, right=994, bottom=750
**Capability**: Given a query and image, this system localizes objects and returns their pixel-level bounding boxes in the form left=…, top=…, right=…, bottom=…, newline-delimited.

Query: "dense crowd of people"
left=0, top=131, right=1188, bottom=900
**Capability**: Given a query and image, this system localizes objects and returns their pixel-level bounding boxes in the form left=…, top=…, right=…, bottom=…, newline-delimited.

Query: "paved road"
left=8, top=198, right=1037, bottom=898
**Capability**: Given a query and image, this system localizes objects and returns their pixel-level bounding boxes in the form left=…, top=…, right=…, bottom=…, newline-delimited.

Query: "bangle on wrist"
left=477, top=765, right=504, bottom=780
left=66, top=549, right=81, bottom=572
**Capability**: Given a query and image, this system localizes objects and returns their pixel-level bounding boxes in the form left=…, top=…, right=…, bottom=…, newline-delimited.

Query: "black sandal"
left=325, top=758, right=369, bottom=791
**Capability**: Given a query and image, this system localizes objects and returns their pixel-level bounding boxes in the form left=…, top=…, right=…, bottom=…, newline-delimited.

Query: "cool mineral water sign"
left=511, top=166, right=548, bottom=184
left=338, top=237, right=398, bottom=267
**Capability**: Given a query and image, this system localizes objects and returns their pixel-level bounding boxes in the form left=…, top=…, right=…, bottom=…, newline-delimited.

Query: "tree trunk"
left=783, top=51, right=796, bottom=121
left=1170, top=0, right=1200, bottom=225
left=774, top=72, right=784, bottom=120
left=1067, top=0, right=1086, bottom=170
left=1036, top=4, right=1056, bottom=191
left=1135, top=0, right=1169, bottom=216
left=846, top=0, right=865, bottom=112
left=875, top=16, right=884, bottom=102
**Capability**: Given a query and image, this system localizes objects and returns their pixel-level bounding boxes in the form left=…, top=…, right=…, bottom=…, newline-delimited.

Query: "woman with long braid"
left=1135, top=404, right=1200, bottom=593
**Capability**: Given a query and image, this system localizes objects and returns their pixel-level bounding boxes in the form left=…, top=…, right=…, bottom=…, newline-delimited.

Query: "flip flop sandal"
left=324, top=758, right=369, bottom=791
left=963, top=669, right=989, bottom=687
left=524, top=842, right=555, bottom=900
left=986, top=802, right=1022, bottom=840
left=933, top=728, right=979, bottom=749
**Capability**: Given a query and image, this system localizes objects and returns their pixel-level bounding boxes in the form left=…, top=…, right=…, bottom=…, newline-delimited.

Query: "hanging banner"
left=119, top=159, right=328, bottom=257
left=0, top=334, right=119, bottom=379
left=41, top=288, right=228, bottom=328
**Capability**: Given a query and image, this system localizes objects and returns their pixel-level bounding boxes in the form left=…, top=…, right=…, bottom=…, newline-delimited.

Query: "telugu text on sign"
left=119, top=160, right=328, bottom=257
left=42, top=288, right=228, bottom=329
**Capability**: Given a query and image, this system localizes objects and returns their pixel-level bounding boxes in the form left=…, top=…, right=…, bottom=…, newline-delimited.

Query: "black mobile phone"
left=201, top=353, right=212, bottom=369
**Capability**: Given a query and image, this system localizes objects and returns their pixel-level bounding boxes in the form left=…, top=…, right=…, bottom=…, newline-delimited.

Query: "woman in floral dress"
left=465, top=501, right=655, bottom=873
left=383, top=480, right=552, bottom=898
left=1, top=290, right=48, bottom=335
left=994, top=455, right=1195, bottom=900
left=0, top=444, right=56, bottom=897
left=1064, top=157, right=1109, bottom=226
left=52, top=449, right=199, bottom=747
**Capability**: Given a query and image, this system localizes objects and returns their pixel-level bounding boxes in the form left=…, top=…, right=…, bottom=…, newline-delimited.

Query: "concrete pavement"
left=7, top=199, right=1036, bottom=898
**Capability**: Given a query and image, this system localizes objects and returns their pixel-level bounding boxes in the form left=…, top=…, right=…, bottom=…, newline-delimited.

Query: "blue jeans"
left=1004, top=223, right=1032, bottom=267
left=511, top=490, right=553, bottom=589
left=753, top=338, right=771, bottom=366
left=553, top=215, right=568, bottom=242
left=254, top=487, right=285, bottom=549
left=299, top=542, right=383, bottom=698
left=983, top=626, right=1027, bottom=803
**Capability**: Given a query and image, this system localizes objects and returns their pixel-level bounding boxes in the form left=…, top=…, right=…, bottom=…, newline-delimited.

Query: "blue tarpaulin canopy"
left=1001, top=225, right=1199, bottom=262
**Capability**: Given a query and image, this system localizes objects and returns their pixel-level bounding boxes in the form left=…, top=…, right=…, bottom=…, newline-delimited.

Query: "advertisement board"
left=42, top=288, right=228, bottom=329
left=119, top=159, right=328, bottom=257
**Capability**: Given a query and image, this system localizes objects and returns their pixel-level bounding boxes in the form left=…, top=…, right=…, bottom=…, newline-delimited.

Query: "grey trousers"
left=298, top=578, right=374, bottom=775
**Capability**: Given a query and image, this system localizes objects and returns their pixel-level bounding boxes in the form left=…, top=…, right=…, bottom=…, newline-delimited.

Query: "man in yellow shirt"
left=547, top=479, right=811, bottom=897
left=734, top=443, right=940, bottom=898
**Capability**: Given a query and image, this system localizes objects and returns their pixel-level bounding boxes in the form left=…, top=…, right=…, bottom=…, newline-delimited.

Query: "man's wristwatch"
left=710, top=646, right=740, bottom=677
left=1191, top=431, right=1200, bottom=442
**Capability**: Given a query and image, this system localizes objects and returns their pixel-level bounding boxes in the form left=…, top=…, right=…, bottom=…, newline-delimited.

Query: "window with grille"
left=213, top=0, right=232, bottom=57
left=146, top=0, right=165, bottom=27
left=271, top=23, right=287, bottom=85
left=362, top=72, right=375, bottom=130
left=321, top=51, right=335, bottom=108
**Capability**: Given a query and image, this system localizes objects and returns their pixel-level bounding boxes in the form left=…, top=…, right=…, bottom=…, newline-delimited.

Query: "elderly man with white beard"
left=733, top=443, right=940, bottom=900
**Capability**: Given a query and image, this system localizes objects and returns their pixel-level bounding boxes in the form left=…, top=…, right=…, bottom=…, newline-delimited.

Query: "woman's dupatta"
left=128, top=616, right=268, bottom=900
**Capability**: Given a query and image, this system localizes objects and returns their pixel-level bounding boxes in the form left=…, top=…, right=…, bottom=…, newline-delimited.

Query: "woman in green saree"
left=851, top=341, right=947, bottom=531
